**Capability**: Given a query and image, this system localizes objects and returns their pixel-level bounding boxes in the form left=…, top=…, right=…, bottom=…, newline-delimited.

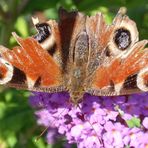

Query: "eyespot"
left=34, top=23, right=51, bottom=43
left=114, top=28, right=131, bottom=50
left=107, top=15, right=139, bottom=57
left=33, top=22, right=56, bottom=51
left=0, top=58, right=13, bottom=84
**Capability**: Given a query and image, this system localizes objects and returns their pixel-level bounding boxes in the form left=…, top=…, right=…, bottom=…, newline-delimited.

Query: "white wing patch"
left=0, top=58, right=14, bottom=84
left=137, top=66, right=148, bottom=91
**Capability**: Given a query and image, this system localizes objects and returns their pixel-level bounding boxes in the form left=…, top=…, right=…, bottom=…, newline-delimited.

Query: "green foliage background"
left=0, top=0, right=147, bottom=148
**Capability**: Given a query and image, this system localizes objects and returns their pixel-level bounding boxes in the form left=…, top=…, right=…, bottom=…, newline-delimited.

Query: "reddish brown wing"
left=85, top=9, right=148, bottom=96
left=0, top=34, right=65, bottom=92
left=0, top=8, right=86, bottom=93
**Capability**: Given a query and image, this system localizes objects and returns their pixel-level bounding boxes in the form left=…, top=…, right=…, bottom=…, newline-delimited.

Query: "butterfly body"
left=0, top=8, right=147, bottom=104
left=67, top=30, right=89, bottom=103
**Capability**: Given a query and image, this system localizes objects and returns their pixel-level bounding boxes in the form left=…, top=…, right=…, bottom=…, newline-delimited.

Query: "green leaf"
left=0, top=106, right=34, bottom=133
left=15, top=16, right=29, bottom=37
left=126, top=117, right=141, bottom=128
left=44, top=8, right=58, bottom=20
left=0, top=102, right=6, bottom=118
left=22, top=0, right=59, bottom=13
left=6, top=132, right=17, bottom=148
left=32, top=137, right=51, bottom=148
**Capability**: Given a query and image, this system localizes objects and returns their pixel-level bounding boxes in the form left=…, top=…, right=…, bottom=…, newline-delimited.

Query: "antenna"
left=35, top=98, right=70, bottom=142
left=35, top=126, right=49, bottom=142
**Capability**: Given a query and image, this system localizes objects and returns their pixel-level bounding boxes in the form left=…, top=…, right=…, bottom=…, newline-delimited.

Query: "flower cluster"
left=29, top=92, right=148, bottom=148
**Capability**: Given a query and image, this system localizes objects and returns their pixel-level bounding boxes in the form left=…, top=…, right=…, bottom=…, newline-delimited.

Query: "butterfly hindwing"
left=85, top=9, right=148, bottom=96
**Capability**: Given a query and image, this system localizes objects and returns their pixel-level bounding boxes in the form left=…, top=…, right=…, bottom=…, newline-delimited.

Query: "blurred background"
left=0, top=0, right=147, bottom=148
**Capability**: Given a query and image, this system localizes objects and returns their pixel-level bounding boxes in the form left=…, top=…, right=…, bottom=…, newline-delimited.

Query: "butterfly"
left=0, top=8, right=147, bottom=105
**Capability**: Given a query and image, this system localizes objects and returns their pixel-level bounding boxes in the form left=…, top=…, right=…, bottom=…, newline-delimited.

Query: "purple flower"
left=29, top=92, right=148, bottom=147
left=142, top=117, right=148, bottom=129
left=46, top=128, right=60, bottom=144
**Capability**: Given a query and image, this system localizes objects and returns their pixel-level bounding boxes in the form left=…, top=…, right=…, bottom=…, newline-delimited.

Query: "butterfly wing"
left=85, top=9, right=148, bottom=96
left=0, top=8, right=86, bottom=93
left=0, top=33, right=65, bottom=92
left=0, top=8, right=147, bottom=96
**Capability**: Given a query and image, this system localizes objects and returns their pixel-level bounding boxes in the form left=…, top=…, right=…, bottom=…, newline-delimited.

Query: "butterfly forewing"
left=0, top=34, right=65, bottom=93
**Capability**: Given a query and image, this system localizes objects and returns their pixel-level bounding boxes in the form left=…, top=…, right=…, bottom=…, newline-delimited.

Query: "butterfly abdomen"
left=67, top=31, right=89, bottom=103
